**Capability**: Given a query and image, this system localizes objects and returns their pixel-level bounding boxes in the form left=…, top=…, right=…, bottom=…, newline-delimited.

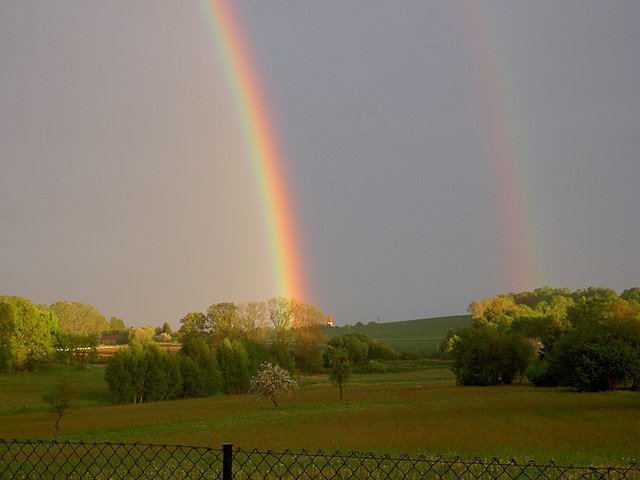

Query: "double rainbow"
left=198, top=0, right=306, bottom=301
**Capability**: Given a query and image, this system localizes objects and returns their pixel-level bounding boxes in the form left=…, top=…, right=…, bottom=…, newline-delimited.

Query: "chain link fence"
left=1, top=440, right=639, bottom=479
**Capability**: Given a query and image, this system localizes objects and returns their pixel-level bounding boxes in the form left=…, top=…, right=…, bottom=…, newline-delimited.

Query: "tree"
left=42, top=375, right=75, bottom=430
left=128, top=325, right=155, bottom=344
left=621, top=287, right=640, bottom=310
left=268, top=297, right=293, bottom=345
left=249, top=362, right=297, bottom=407
left=104, top=342, right=183, bottom=403
left=326, top=347, right=351, bottom=400
left=0, top=301, right=17, bottom=372
left=324, top=333, right=395, bottom=367
left=535, top=297, right=640, bottom=391
left=178, top=312, right=209, bottom=341
left=109, top=317, right=127, bottom=332
left=178, top=336, right=221, bottom=397
left=237, top=301, right=269, bottom=342
left=450, top=327, right=535, bottom=386
left=468, top=295, right=534, bottom=332
left=207, top=302, right=243, bottom=347
left=219, top=337, right=250, bottom=395
left=290, top=300, right=326, bottom=373
left=161, top=322, right=173, bottom=336
left=0, top=296, right=60, bottom=371
left=50, top=301, right=108, bottom=337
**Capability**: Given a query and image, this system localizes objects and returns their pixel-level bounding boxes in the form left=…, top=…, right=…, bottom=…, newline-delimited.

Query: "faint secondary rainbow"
left=458, top=2, right=541, bottom=293
left=197, top=0, right=306, bottom=301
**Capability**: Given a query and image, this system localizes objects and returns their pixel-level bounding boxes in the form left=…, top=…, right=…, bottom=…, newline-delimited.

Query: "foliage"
left=128, top=325, right=155, bottom=344
left=207, top=302, right=244, bottom=347
left=450, top=327, right=535, bottom=386
left=326, top=347, right=351, bottom=400
left=324, top=333, right=397, bottom=367
left=0, top=296, right=60, bottom=372
left=249, top=362, right=298, bottom=407
left=50, top=301, right=108, bottom=337
left=461, top=287, right=640, bottom=391
left=104, top=342, right=183, bottom=403
left=177, top=297, right=327, bottom=376
left=531, top=297, right=640, bottom=391
left=468, top=295, right=534, bottom=332
left=178, top=312, right=209, bottom=341
left=108, top=317, right=127, bottom=332
left=42, top=375, right=74, bottom=430
left=219, top=337, right=250, bottom=395
left=290, top=299, right=326, bottom=373
left=177, top=336, right=221, bottom=397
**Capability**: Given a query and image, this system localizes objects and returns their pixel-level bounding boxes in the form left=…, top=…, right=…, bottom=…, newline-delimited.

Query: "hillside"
left=323, top=315, right=472, bottom=355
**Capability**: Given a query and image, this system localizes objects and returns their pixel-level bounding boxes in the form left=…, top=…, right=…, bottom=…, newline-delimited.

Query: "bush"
left=361, top=360, right=386, bottom=374
left=450, top=327, right=535, bottom=386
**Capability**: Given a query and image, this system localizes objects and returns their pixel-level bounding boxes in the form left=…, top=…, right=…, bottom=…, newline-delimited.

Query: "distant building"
left=327, top=313, right=334, bottom=327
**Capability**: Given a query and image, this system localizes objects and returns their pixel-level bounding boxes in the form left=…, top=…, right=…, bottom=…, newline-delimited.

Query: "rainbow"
left=197, top=0, right=306, bottom=301
left=458, top=2, right=540, bottom=293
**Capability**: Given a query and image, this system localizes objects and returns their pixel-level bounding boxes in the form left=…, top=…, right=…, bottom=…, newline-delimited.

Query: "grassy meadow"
left=1, top=363, right=639, bottom=468
left=325, top=315, right=472, bottom=354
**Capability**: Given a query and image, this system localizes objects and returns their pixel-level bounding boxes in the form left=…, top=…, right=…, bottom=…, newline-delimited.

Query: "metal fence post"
left=222, top=443, right=233, bottom=480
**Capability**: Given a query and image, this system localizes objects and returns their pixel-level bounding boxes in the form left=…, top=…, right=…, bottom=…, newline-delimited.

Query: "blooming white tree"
left=249, top=362, right=297, bottom=407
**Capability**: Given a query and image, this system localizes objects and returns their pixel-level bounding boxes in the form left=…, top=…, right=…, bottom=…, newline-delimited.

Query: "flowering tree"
left=249, top=362, right=297, bottom=407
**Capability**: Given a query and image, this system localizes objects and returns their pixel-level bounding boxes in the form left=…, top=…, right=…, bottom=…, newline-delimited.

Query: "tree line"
left=0, top=296, right=134, bottom=372
left=103, top=298, right=403, bottom=404
left=444, top=286, right=640, bottom=391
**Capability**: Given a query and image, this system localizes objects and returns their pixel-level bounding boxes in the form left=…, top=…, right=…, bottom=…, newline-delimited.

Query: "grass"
left=325, top=315, right=472, bottom=354
left=1, top=363, right=639, bottom=467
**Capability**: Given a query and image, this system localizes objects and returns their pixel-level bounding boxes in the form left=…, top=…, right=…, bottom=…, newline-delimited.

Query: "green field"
left=325, top=315, right=472, bottom=354
left=1, top=363, right=639, bottom=468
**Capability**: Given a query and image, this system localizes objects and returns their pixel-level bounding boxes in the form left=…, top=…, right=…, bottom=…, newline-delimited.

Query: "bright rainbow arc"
left=198, top=0, right=306, bottom=301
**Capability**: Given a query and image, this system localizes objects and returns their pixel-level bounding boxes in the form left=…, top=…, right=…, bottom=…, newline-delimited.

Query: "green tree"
left=621, top=287, right=640, bottom=310
left=468, top=295, right=534, bottom=332
left=290, top=300, right=325, bottom=373
left=104, top=347, right=136, bottom=404
left=219, top=338, right=250, bottom=395
left=207, top=302, right=243, bottom=347
left=50, top=301, right=108, bottom=337
left=104, top=342, right=183, bottom=403
left=249, top=362, right=298, bottom=407
left=161, top=322, right=173, bottom=335
left=450, top=327, right=535, bottom=386
left=324, top=333, right=395, bottom=367
left=0, top=296, right=60, bottom=371
left=109, top=317, right=127, bottom=331
left=326, top=347, right=351, bottom=400
left=0, top=301, right=17, bottom=372
left=42, top=375, right=75, bottom=430
left=128, top=325, right=155, bottom=344
left=178, top=312, right=209, bottom=341
left=178, top=336, right=221, bottom=397
left=536, top=297, right=640, bottom=391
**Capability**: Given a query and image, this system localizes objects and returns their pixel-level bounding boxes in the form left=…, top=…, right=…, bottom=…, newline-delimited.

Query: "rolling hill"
left=323, top=315, right=472, bottom=355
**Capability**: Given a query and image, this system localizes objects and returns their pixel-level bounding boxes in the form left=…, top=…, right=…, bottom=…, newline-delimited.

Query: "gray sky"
left=1, top=1, right=638, bottom=328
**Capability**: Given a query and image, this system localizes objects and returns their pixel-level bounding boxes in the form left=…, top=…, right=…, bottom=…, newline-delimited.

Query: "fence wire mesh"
left=232, top=449, right=640, bottom=480
left=0, top=440, right=222, bottom=479
left=1, top=440, right=639, bottom=479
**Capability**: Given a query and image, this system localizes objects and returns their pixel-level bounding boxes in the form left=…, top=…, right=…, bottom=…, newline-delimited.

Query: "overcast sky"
left=1, top=1, right=638, bottom=328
